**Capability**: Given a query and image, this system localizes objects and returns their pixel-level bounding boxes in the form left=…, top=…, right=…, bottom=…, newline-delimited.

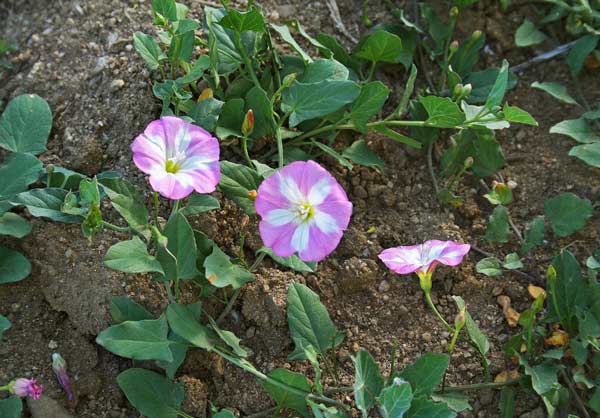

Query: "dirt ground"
left=0, top=0, right=599, bottom=417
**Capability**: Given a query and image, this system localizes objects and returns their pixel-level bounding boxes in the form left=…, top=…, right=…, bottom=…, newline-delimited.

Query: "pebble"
left=48, top=340, right=58, bottom=349
left=110, top=79, right=125, bottom=91
left=421, top=332, right=432, bottom=343
left=378, top=280, right=390, bottom=293
left=398, top=306, right=409, bottom=316
left=10, top=303, right=21, bottom=313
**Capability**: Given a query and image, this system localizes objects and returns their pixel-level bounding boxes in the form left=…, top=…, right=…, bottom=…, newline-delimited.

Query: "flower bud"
left=9, top=378, right=43, bottom=400
left=546, top=265, right=557, bottom=282
left=198, top=88, right=213, bottom=102
left=242, top=109, right=254, bottom=137
left=248, top=189, right=258, bottom=200
left=46, top=164, right=55, bottom=175
left=449, top=40, right=459, bottom=53
left=52, top=353, right=75, bottom=401
left=282, top=73, right=297, bottom=88
left=461, top=83, right=472, bottom=96
left=472, top=30, right=482, bottom=40
left=454, top=306, right=467, bottom=330
left=507, top=180, right=517, bottom=189
left=453, top=83, right=464, bottom=97
left=450, top=6, right=459, bottom=17
left=464, top=157, right=474, bottom=168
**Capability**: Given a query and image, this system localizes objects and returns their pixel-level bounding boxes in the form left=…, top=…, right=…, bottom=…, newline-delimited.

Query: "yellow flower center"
left=297, top=203, right=314, bottom=221
left=165, top=158, right=180, bottom=174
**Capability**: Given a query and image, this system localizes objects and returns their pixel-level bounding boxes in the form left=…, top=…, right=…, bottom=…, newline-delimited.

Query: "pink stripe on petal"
left=299, top=225, right=343, bottom=262
left=259, top=221, right=297, bottom=257
left=150, top=172, right=194, bottom=200
left=436, top=242, right=470, bottom=266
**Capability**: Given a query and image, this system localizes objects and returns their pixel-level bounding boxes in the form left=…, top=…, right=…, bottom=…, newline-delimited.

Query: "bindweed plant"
left=134, top=0, right=538, bottom=208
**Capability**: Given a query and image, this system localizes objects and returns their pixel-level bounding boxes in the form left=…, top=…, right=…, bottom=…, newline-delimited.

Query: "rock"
left=378, top=280, right=390, bottom=293
left=62, top=127, right=103, bottom=175
left=421, top=332, right=432, bottom=343
left=27, top=396, right=75, bottom=418
left=110, top=79, right=125, bottom=92
left=48, top=340, right=58, bottom=349
left=337, top=257, right=378, bottom=293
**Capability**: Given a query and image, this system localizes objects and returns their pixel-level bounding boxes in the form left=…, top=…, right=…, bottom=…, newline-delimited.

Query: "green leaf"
left=109, top=296, right=154, bottom=324
left=0, top=212, right=31, bottom=238
left=152, top=0, right=178, bottom=21
left=262, top=369, right=311, bottom=417
left=46, top=165, right=85, bottom=190
left=485, top=205, right=509, bottom=243
left=287, top=282, right=343, bottom=360
left=0, top=94, right=52, bottom=155
left=245, top=86, right=276, bottom=139
left=349, top=81, right=389, bottom=132
left=503, top=253, right=523, bottom=270
left=157, top=212, right=199, bottom=280
left=441, top=128, right=504, bottom=177
left=544, top=193, right=592, bottom=237
left=372, top=125, right=422, bottom=149
left=271, top=24, right=312, bottom=63
left=168, top=29, right=195, bottom=64
left=515, top=20, right=546, bottom=47
left=213, top=410, right=237, bottom=418
left=521, top=215, right=545, bottom=254
left=96, top=316, right=173, bottom=361
left=0, top=397, right=22, bottom=418
left=117, top=368, right=184, bottom=418
left=176, top=55, right=210, bottom=85
left=218, top=7, right=265, bottom=33
left=207, top=316, right=247, bottom=357
left=464, top=67, right=517, bottom=104
left=190, top=97, right=223, bottom=132
left=257, top=247, right=316, bottom=273
left=463, top=103, right=509, bottom=130
left=485, top=59, right=509, bottom=110
left=548, top=250, right=586, bottom=333
left=134, top=32, right=166, bottom=70
left=566, top=35, right=599, bottom=76
left=519, top=357, right=560, bottom=396
left=0, top=245, right=31, bottom=283
left=298, top=59, right=347, bottom=84
left=399, top=353, right=449, bottom=398
left=431, top=392, right=471, bottom=413
left=452, top=296, right=490, bottom=359
left=166, top=302, right=215, bottom=350
left=502, top=103, right=538, bottom=126
left=499, top=387, right=515, bottom=418
left=355, top=30, right=402, bottom=63
left=353, top=350, right=385, bottom=416
left=0, top=153, right=42, bottom=198
left=203, top=245, right=254, bottom=288
left=105, top=237, right=164, bottom=274
left=531, top=82, right=578, bottom=105
left=218, top=161, right=261, bottom=215
left=98, top=176, right=150, bottom=240
left=0, top=314, right=11, bottom=341
left=11, top=188, right=81, bottom=223
left=179, top=193, right=220, bottom=216
left=483, top=183, right=513, bottom=205
left=476, top=257, right=503, bottom=277
left=419, top=96, right=465, bottom=128
left=311, top=141, right=354, bottom=170
left=281, top=80, right=360, bottom=127
left=550, top=117, right=600, bottom=143
left=342, top=139, right=384, bottom=173
left=405, top=397, right=455, bottom=418
left=378, top=382, right=413, bottom=418
left=569, top=142, right=600, bottom=168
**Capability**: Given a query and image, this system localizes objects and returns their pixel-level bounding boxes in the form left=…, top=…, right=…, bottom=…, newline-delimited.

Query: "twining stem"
left=101, top=221, right=130, bottom=233
left=153, top=192, right=160, bottom=228
left=0, top=385, right=9, bottom=391
left=241, top=135, right=253, bottom=167
left=424, top=290, right=453, bottom=332
left=236, top=33, right=261, bottom=89
left=448, top=328, right=460, bottom=352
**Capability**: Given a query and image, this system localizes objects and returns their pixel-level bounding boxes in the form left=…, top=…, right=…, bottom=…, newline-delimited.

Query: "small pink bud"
left=9, top=378, right=43, bottom=400
left=248, top=189, right=258, bottom=200
left=52, top=353, right=75, bottom=402
left=242, top=109, right=254, bottom=137
left=449, top=40, right=459, bottom=53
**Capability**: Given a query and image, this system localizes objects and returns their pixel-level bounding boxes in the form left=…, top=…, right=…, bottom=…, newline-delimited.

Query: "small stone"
left=378, top=280, right=390, bottom=293
left=398, top=306, right=409, bottom=316
left=10, top=303, right=21, bottom=313
left=422, top=332, right=432, bottom=343
left=48, top=340, right=58, bottom=349
left=110, top=79, right=125, bottom=91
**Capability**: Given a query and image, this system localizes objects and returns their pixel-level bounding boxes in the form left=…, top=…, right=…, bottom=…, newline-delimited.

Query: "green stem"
left=101, top=221, right=130, bottom=233
left=170, top=199, right=180, bottom=219
left=448, top=328, right=460, bottom=352
left=153, top=192, right=160, bottom=228
left=424, top=290, right=453, bottom=332
left=437, top=378, right=523, bottom=392
left=0, top=385, right=9, bottom=392
left=237, top=33, right=261, bottom=89
left=241, top=135, right=253, bottom=167
left=438, top=14, right=458, bottom=93
left=366, top=61, right=377, bottom=82
left=293, top=119, right=430, bottom=143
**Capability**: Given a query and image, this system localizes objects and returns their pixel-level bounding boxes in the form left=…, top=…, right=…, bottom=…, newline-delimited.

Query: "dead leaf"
left=494, top=369, right=520, bottom=383
left=527, top=284, right=546, bottom=301
left=545, top=329, right=569, bottom=347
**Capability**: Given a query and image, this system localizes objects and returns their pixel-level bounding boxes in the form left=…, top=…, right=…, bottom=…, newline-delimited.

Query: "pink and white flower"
left=255, top=161, right=352, bottom=262
left=131, top=116, right=220, bottom=200
left=10, top=378, right=43, bottom=400
left=378, top=240, right=470, bottom=278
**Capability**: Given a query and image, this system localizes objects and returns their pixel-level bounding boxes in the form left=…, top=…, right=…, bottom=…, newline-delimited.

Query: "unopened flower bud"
left=453, top=83, right=464, bottom=97
left=449, top=40, right=459, bottom=53
left=450, top=6, right=459, bottom=17
left=454, top=306, right=467, bottom=330
left=198, top=88, right=213, bottom=102
left=248, top=190, right=258, bottom=200
left=507, top=180, right=517, bottom=189
left=461, top=83, right=472, bottom=96
left=242, top=109, right=254, bottom=137
left=52, top=353, right=75, bottom=401
left=9, top=378, right=43, bottom=400
left=472, top=30, right=482, bottom=40
left=241, top=215, right=250, bottom=228
left=282, top=73, right=297, bottom=88
left=464, top=157, right=474, bottom=168
left=546, top=265, right=557, bottom=282
left=46, top=164, right=55, bottom=175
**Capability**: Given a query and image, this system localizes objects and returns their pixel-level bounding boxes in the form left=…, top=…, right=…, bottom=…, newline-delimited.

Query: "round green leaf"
left=0, top=245, right=31, bottom=283
left=0, top=94, right=51, bottom=155
left=544, top=193, right=593, bottom=237
left=0, top=212, right=32, bottom=238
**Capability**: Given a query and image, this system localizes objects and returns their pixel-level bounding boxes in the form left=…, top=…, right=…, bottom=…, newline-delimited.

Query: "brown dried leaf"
left=527, top=284, right=546, bottom=301
left=545, top=329, right=569, bottom=347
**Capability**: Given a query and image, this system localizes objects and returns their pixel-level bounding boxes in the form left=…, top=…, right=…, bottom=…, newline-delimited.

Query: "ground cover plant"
left=0, top=0, right=599, bottom=417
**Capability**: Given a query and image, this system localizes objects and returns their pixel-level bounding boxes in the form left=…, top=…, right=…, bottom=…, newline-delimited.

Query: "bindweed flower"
left=9, top=378, right=43, bottom=400
left=255, top=160, right=352, bottom=262
left=378, top=240, right=470, bottom=291
left=131, top=116, right=220, bottom=200
left=52, top=353, right=75, bottom=402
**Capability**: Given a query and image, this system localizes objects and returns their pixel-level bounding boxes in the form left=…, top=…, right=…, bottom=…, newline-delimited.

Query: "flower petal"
left=150, top=172, right=194, bottom=200
left=291, top=222, right=310, bottom=252
left=378, top=245, right=424, bottom=275
left=298, top=225, right=344, bottom=262
left=265, top=208, right=298, bottom=226
left=259, top=221, right=298, bottom=258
